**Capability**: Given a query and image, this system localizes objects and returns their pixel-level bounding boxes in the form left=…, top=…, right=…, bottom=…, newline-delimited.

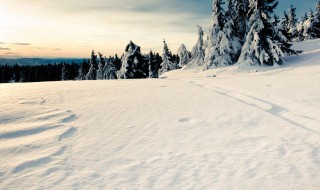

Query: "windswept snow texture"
left=1, top=40, right=320, bottom=189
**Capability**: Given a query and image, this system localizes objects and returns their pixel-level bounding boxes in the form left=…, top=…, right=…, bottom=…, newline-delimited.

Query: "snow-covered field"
left=1, top=40, right=320, bottom=190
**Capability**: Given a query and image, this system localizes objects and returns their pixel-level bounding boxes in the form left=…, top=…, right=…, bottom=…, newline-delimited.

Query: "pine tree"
left=204, top=0, right=226, bottom=69
left=148, top=51, right=158, bottom=78
left=273, top=14, right=300, bottom=56
left=177, top=44, right=190, bottom=68
left=224, top=0, right=242, bottom=63
left=96, top=53, right=105, bottom=80
left=77, top=60, right=86, bottom=80
left=314, top=1, right=320, bottom=37
left=61, top=63, right=66, bottom=81
left=203, top=0, right=241, bottom=70
left=302, top=9, right=317, bottom=40
left=282, top=11, right=289, bottom=31
left=103, top=57, right=117, bottom=80
left=233, top=0, right=250, bottom=42
left=187, top=25, right=205, bottom=68
left=118, top=41, right=146, bottom=79
left=238, top=0, right=288, bottom=66
left=159, top=40, right=175, bottom=75
left=86, top=50, right=97, bottom=80
left=287, top=5, right=299, bottom=41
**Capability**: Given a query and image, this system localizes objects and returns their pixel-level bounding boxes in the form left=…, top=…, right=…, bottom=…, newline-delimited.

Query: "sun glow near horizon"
left=0, top=0, right=204, bottom=59
left=0, top=0, right=318, bottom=59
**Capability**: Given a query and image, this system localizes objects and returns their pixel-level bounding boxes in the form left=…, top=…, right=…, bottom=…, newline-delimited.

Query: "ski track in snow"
left=189, top=81, right=320, bottom=135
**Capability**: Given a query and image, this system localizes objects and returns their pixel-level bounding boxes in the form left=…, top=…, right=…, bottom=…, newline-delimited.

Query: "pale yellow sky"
left=0, top=0, right=209, bottom=58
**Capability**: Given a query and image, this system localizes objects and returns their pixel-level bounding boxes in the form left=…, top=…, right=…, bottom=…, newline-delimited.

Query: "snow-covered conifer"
left=287, top=5, right=300, bottom=41
left=314, top=1, right=320, bottom=38
left=96, top=53, right=105, bottom=80
left=148, top=51, right=158, bottom=78
left=281, top=11, right=289, bottom=31
left=118, top=41, right=146, bottom=79
left=234, top=0, right=250, bottom=42
left=103, top=57, right=117, bottom=80
left=302, top=9, right=317, bottom=40
left=86, top=50, right=98, bottom=80
left=238, top=0, right=287, bottom=66
left=187, top=25, right=205, bottom=68
left=203, top=0, right=241, bottom=70
left=177, top=44, right=190, bottom=68
left=159, top=40, right=175, bottom=75
left=77, top=64, right=85, bottom=80
left=273, top=14, right=300, bottom=56
left=61, top=63, right=66, bottom=81
left=77, top=60, right=87, bottom=80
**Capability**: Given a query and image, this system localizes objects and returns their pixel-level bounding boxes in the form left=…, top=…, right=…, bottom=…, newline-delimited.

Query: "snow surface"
left=1, top=40, right=320, bottom=189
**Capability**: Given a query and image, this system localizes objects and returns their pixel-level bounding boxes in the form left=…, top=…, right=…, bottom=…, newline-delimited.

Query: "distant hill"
left=0, top=58, right=86, bottom=66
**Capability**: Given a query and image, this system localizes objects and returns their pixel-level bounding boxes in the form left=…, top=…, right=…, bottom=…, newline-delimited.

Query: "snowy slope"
left=1, top=40, right=320, bottom=190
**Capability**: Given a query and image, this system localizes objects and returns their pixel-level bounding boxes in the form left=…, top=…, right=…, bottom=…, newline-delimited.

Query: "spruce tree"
left=77, top=60, right=86, bottom=80
left=159, top=40, right=175, bottom=75
left=177, top=44, right=190, bottom=68
left=314, top=1, right=320, bottom=37
left=187, top=25, right=205, bottom=68
left=96, top=53, right=105, bottom=80
left=281, top=11, right=289, bottom=32
left=273, top=14, right=300, bottom=56
left=233, top=0, right=250, bottom=42
left=203, top=0, right=225, bottom=69
left=203, top=0, right=241, bottom=70
left=61, top=63, right=66, bottom=81
left=118, top=41, right=146, bottom=79
left=238, top=0, right=288, bottom=66
left=302, top=9, right=317, bottom=40
left=148, top=51, right=158, bottom=78
left=86, top=50, right=97, bottom=80
left=103, top=57, right=117, bottom=80
left=287, top=5, right=299, bottom=41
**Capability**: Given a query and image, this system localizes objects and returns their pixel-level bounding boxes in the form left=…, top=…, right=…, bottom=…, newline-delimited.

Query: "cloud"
left=3, top=52, right=19, bottom=55
left=0, top=42, right=5, bottom=44
left=54, top=48, right=62, bottom=51
left=0, top=47, right=12, bottom=50
left=13, top=43, right=31, bottom=45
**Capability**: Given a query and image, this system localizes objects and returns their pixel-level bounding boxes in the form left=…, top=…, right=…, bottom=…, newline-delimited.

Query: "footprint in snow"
left=179, top=117, right=191, bottom=123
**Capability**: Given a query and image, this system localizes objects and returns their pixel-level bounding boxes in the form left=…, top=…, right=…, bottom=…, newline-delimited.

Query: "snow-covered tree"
left=187, top=25, right=205, bottom=68
left=148, top=51, right=158, bottom=78
left=159, top=40, right=175, bottom=75
left=203, top=0, right=225, bottom=69
left=118, top=41, right=146, bottom=79
left=314, top=1, right=320, bottom=37
left=96, top=53, right=105, bottom=80
left=86, top=50, right=98, bottom=80
left=177, top=44, right=190, bottom=68
left=224, top=1, right=242, bottom=62
left=203, top=0, right=241, bottom=70
left=273, top=14, right=301, bottom=56
left=238, top=0, right=286, bottom=66
left=233, top=0, right=250, bottom=42
left=281, top=11, right=289, bottom=31
left=103, top=57, right=117, bottom=80
left=302, top=9, right=318, bottom=40
left=77, top=63, right=85, bottom=80
left=61, top=63, right=66, bottom=81
left=287, top=5, right=300, bottom=41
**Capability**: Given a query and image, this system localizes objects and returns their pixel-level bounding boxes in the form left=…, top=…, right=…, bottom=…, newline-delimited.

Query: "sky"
left=0, top=0, right=319, bottom=58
